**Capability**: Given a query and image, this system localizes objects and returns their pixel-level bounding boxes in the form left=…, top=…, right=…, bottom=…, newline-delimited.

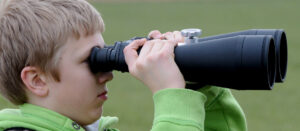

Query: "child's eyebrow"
left=76, top=42, right=103, bottom=59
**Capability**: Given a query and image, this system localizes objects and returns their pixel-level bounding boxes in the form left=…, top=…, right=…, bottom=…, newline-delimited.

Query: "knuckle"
left=147, top=52, right=168, bottom=62
left=159, top=51, right=169, bottom=59
left=123, top=46, right=130, bottom=54
left=165, top=32, right=172, bottom=35
left=149, top=30, right=161, bottom=38
left=135, top=60, right=145, bottom=70
left=152, top=30, right=160, bottom=34
left=123, top=46, right=129, bottom=52
left=146, top=54, right=156, bottom=62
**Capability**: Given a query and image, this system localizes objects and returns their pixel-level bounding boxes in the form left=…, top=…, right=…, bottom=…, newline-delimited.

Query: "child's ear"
left=21, top=66, right=48, bottom=97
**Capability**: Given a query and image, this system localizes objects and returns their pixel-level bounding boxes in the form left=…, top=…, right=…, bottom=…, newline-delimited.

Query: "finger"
left=150, top=40, right=164, bottom=54
left=124, top=39, right=147, bottom=67
left=160, top=40, right=176, bottom=58
left=148, top=30, right=162, bottom=39
left=174, top=31, right=184, bottom=43
left=163, top=32, right=175, bottom=42
left=139, top=39, right=156, bottom=58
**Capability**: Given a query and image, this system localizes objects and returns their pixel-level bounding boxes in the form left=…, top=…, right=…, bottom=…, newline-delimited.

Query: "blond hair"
left=0, top=0, right=105, bottom=105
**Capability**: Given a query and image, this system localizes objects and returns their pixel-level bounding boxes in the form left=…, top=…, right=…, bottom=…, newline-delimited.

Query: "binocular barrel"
left=88, top=35, right=276, bottom=90
left=198, top=29, right=287, bottom=82
left=177, top=35, right=276, bottom=90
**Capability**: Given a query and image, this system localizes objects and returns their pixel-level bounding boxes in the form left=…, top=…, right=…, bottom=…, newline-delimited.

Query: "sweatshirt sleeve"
left=198, top=86, right=247, bottom=131
left=151, top=88, right=207, bottom=131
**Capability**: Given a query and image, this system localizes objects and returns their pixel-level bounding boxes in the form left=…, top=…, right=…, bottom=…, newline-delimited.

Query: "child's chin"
left=80, top=114, right=102, bottom=126
left=85, top=108, right=102, bottom=124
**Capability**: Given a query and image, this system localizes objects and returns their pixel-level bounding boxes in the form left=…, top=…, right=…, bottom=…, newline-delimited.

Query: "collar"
left=19, top=103, right=85, bottom=131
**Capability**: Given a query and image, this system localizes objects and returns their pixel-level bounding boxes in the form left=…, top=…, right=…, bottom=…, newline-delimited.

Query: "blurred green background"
left=1, top=0, right=299, bottom=130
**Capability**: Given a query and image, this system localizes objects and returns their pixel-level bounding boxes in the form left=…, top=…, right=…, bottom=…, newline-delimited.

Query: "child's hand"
left=123, top=31, right=185, bottom=94
left=148, top=30, right=184, bottom=43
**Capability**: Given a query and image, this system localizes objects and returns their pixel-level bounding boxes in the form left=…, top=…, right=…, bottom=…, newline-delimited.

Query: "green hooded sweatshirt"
left=0, top=87, right=247, bottom=131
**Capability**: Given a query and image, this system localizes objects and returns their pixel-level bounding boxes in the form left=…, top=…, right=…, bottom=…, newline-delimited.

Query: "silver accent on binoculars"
left=88, top=29, right=288, bottom=90
left=180, top=29, right=202, bottom=45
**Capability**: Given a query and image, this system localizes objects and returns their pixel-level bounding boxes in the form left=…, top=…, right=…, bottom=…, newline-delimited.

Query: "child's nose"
left=98, top=72, right=113, bottom=84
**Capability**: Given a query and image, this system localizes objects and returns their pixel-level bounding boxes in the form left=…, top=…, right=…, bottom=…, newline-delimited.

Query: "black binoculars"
left=88, top=29, right=288, bottom=90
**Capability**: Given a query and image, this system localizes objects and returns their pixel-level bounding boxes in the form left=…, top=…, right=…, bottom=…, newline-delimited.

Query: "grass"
left=1, top=0, right=299, bottom=130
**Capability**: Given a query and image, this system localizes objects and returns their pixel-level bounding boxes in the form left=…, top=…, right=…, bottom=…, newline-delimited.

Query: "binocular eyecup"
left=88, top=29, right=288, bottom=90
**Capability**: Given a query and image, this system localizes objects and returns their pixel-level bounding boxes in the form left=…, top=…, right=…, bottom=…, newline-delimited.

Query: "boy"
left=0, top=0, right=246, bottom=130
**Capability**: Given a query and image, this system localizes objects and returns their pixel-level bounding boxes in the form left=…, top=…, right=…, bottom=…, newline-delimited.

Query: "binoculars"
left=88, top=29, right=288, bottom=90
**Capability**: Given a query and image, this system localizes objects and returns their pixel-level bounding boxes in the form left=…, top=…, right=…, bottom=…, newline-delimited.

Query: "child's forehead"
left=63, top=33, right=105, bottom=55
left=68, top=32, right=104, bottom=47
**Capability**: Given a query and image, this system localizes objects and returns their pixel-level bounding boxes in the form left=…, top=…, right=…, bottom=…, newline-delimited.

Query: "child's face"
left=46, top=32, right=113, bottom=126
